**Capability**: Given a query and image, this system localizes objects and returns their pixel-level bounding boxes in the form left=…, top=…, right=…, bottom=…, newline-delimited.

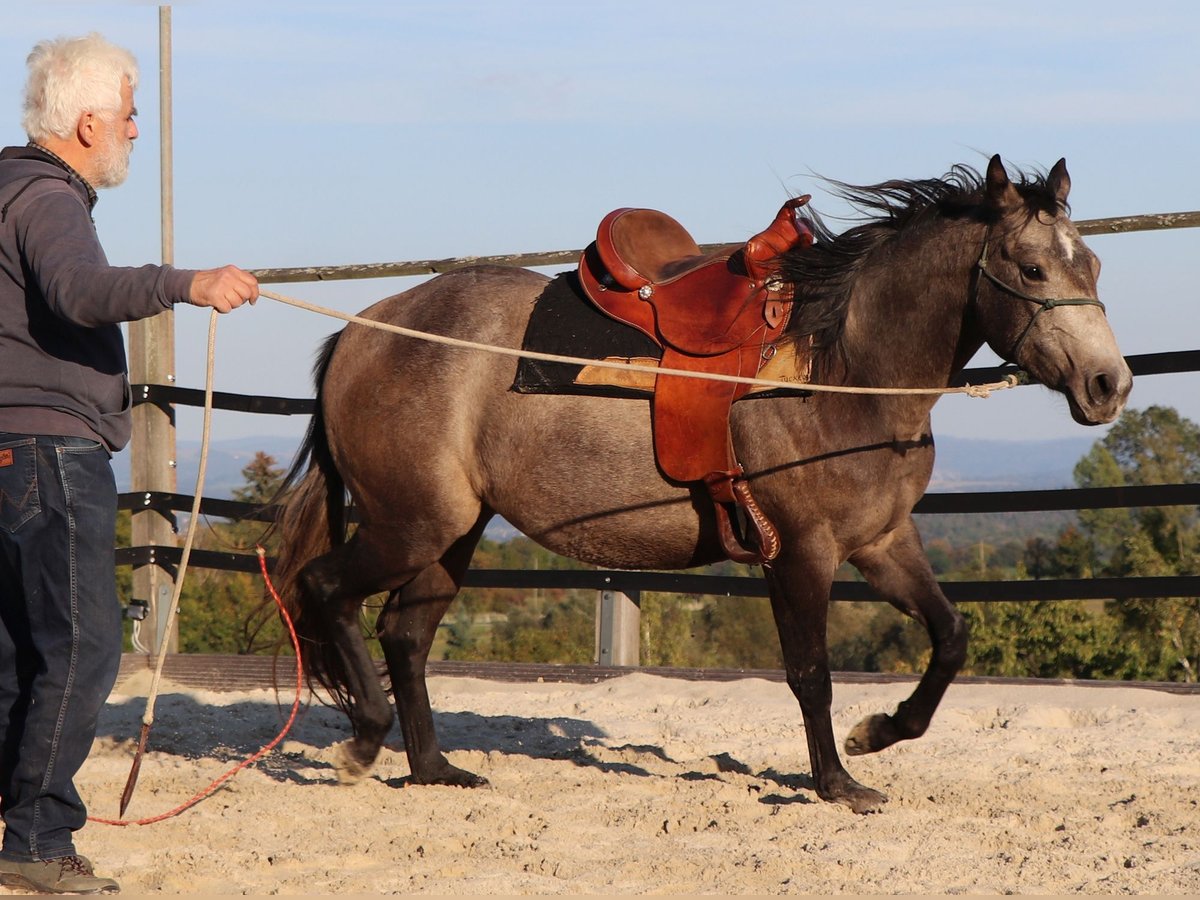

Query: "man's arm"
left=17, top=186, right=256, bottom=324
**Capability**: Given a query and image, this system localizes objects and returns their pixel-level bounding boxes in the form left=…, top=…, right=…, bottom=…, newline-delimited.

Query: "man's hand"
left=188, top=265, right=259, bottom=312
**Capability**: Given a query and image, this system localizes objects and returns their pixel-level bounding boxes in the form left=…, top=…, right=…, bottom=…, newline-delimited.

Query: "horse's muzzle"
left=1068, top=360, right=1133, bottom=425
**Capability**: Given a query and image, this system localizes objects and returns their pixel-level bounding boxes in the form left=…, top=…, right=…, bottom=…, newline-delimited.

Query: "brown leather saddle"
left=578, top=196, right=813, bottom=565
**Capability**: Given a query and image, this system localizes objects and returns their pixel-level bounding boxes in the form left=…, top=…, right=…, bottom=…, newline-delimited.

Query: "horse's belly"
left=468, top=313, right=723, bottom=567
left=503, top=499, right=716, bottom=570
left=486, top=429, right=719, bottom=569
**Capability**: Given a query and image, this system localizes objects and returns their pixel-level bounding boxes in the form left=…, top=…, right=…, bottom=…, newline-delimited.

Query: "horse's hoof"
left=333, top=741, right=375, bottom=785
left=821, top=774, right=889, bottom=814
left=838, top=784, right=889, bottom=815
left=844, top=713, right=897, bottom=756
left=412, top=762, right=490, bottom=789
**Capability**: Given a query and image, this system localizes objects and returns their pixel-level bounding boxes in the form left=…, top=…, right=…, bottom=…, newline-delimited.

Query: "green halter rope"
left=975, top=230, right=1107, bottom=366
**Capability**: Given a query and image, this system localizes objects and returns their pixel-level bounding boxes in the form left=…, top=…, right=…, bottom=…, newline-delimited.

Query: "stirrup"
left=704, top=469, right=781, bottom=565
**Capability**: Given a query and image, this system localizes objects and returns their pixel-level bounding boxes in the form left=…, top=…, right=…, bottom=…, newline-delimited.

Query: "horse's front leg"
left=765, top=553, right=887, bottom=814
left=844, top=517, right=968, bottom=755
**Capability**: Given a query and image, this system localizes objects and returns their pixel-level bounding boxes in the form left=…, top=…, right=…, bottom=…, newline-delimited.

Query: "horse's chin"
left=1066, top=395, right=1118, bottom=426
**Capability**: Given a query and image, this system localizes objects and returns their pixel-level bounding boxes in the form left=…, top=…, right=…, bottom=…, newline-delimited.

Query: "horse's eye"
left=1020, top=264, right=1045, bottom=282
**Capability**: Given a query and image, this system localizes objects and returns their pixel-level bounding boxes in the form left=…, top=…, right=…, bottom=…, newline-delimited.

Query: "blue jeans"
left=0, top=434, right=122, bottom=861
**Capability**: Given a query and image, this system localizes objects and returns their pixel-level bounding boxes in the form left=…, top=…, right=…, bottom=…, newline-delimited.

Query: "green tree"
left=476, top=593, right=595, bottom=664
left=958, top=407, right=1200, bottom=682
left=961, top=600, right=1122, bottom=679
left=639, top=593, right=698, bottom=667
left=117, top=509, right=136, bottom=650
left=231, top=451, right=286, bottom=505
left=1072, top=407, right=1200, bottom=681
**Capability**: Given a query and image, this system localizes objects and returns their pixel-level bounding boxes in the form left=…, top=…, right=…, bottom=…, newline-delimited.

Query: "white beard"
left=92, top=130, right=132, bottom=188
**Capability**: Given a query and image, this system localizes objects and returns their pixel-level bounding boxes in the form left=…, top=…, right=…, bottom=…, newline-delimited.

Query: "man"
left=0, top=33, right=258, bottom=894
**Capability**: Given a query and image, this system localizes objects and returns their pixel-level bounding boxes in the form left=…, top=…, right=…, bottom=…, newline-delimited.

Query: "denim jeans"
left=0, top=433, right=122, bottom=861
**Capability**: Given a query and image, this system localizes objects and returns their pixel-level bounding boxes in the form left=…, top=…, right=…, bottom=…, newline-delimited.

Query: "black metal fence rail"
left=118, top=206, right=1200, bottom=607
left=119, top=345, right=1200, bottom=604
left=108, top=540, right=1200, bottom=604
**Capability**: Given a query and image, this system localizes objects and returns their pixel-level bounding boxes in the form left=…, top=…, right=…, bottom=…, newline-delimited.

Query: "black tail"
left=270, top=332, right=357, bottom=707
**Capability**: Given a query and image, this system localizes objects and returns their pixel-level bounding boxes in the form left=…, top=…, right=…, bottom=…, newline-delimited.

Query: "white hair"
left=22, top=33, right=139, bottom=142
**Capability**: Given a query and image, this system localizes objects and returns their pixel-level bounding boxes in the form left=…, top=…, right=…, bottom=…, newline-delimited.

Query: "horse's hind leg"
left=375, top=517, right=490, bottom=788
left=844, top=517, right=968, bottom=756
left=299, top=524, right=446, bottom=783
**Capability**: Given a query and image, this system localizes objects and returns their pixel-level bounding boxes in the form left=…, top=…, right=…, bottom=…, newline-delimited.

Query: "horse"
left=272, top=155, right=1131, bottom=813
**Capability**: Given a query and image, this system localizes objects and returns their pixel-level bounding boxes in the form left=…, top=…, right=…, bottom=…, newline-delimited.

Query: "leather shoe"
left=0, top=854, right=119, bottom=894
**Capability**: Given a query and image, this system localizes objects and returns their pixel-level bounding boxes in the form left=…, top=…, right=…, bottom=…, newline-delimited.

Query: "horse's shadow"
left=98, top=694, right=813, bottom=804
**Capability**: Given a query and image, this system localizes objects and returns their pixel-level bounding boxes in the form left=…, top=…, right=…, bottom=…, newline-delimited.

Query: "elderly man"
left=0, top=33, right=258, bottom=894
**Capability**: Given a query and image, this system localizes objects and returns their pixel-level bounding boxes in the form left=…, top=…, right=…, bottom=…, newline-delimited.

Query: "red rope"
left=90, top=547, right=303, bottom=826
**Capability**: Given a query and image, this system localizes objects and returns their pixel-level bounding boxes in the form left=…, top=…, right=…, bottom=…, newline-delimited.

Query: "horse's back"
left=320, top=265, right=717, bottom=568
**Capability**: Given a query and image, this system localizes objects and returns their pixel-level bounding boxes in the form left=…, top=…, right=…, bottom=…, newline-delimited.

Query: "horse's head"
left=972, top=155, right=1132, bottom=425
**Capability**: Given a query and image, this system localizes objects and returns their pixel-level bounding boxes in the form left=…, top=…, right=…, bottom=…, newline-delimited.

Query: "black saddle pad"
left=511, top=272, right=660, bottom=398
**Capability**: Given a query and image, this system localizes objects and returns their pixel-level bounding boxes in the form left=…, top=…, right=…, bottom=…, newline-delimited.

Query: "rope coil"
left=108, top=312, right=303, bottom=826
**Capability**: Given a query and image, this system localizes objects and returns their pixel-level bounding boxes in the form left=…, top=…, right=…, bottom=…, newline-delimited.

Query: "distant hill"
left=926, top=434, right=1095, bottom=491
left=114, top=435, right=304, bottom=501
left=114, top=432, right=1100, bottom=543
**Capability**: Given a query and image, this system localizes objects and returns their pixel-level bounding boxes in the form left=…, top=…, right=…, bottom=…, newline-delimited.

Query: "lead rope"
left=106, top=311, right=304, bottom=825
left=257, top=288, right=1021, bottom=399
left=93, top=550, right=302, bottom=826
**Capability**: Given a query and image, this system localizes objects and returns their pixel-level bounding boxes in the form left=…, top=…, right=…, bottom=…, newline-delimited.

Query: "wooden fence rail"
left=245, top=210, right=1200, bottom=285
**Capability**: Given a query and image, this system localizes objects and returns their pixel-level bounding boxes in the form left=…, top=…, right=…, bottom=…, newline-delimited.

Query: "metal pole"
left=128, top=5, right=179, bottom=654
left=159, top=6, right=174, bottom=269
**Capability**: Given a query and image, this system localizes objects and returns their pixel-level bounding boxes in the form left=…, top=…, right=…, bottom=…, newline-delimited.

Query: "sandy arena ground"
left=11, top=671, right=1198, bottom=895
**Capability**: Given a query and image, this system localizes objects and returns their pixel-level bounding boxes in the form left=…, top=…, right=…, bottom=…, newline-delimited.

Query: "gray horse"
left=273, top=156, right=1130, bottom=813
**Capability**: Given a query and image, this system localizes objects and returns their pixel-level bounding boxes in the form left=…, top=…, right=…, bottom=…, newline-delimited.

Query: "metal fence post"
left=595, top=589, right=641, bottom=666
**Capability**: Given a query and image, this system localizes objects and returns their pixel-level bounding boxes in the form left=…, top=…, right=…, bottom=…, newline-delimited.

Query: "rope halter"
left=975, top=228, right=1106, bottom=366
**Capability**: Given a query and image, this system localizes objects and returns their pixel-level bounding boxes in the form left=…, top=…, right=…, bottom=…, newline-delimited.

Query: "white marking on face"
left=1055, top=221, right=1078, bottom=262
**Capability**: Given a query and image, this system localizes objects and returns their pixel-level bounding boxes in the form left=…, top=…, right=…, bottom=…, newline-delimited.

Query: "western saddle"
left=578, top=196, right=814, bottom=565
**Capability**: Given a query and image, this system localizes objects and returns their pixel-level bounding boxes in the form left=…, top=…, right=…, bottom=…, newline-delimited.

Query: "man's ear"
left=76, top=111, right=98, bottom=149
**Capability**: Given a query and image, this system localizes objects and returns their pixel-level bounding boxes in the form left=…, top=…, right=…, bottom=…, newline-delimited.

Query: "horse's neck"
left=841, top=221, right=983, bottom=393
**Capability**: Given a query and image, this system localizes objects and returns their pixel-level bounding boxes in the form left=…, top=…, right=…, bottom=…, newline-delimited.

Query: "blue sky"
left=2, top=2, right=1197, bottom=452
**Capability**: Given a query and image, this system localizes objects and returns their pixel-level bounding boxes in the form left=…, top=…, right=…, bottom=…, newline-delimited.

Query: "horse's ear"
left=984, top=154, right=1019, bottom=211
left=1047, top=158, right=1071, bottom=209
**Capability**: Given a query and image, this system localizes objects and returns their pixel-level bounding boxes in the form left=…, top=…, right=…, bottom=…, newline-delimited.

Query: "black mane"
left=779, top=162, right=1059, bottom=371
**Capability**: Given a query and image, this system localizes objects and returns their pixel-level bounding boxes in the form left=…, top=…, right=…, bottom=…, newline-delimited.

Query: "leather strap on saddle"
left=704, top=468, right=782, bottom=565
left=578, top=196, right=814, bottom=565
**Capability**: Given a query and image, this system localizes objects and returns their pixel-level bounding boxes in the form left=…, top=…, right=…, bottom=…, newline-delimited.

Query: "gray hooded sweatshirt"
left=0, top=144, right=196, bottom=451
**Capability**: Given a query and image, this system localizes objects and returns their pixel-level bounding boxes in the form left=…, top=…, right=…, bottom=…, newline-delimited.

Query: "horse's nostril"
left=1092, top=372, right=1114, bottom=402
